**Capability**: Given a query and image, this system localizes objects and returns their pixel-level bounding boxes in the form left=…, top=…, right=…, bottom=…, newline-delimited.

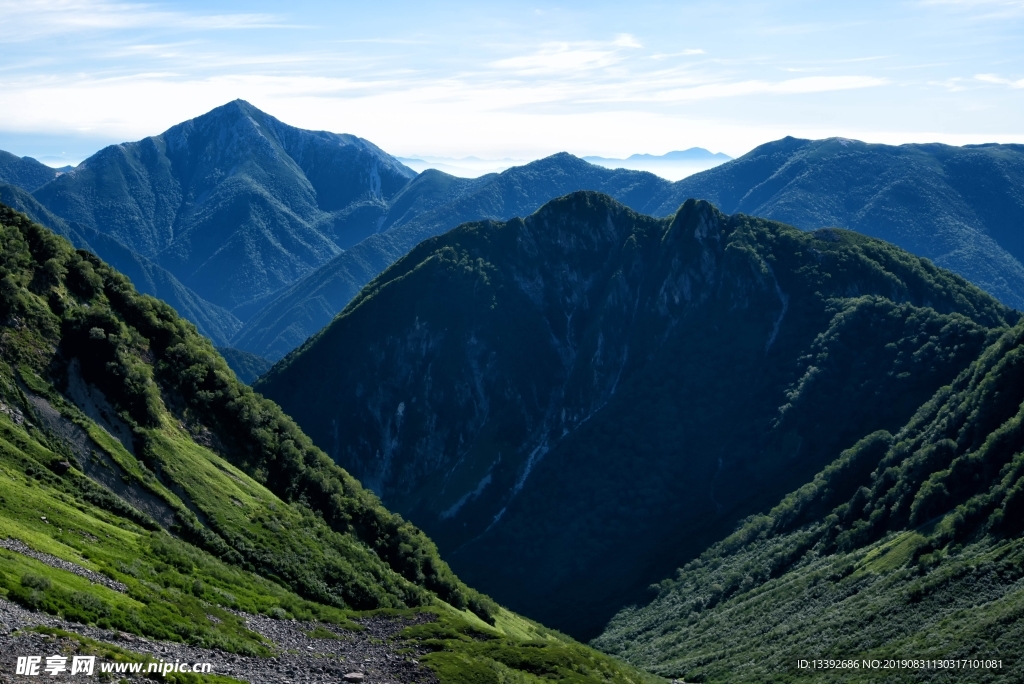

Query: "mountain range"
left=661, top=137, right=1024, bottom=312
left=0, top=150, right=66, bottom=192
left=4, top=104, right=1023, bottom=370
left=256, top=191, right=1017, bottom=639
left=227, top=134, right=1024, bottom=361
left=4, top=97, right=1024, bottom=682
left=0, top=202, right=653, bottom=684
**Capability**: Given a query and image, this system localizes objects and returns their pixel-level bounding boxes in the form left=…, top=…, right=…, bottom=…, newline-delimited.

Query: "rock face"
left=257, top=191, right=1016, bottom=638
left=33, top=99, right=416, bottom=312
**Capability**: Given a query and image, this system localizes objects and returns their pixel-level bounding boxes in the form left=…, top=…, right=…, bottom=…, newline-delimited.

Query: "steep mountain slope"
left=257, top=191, right=1016, bottom=638
left=0, top=182, right=241, bottom=345
left=33, top=100, right=416, bottom=312
left=216, top=346, right=272, bottom=384
left=0, top=202, right=655, bottom=684
left=236, top=155, right=673, bottom=359
left=238, top=139, right=1024, bottom=361
left=650, top=137, right=1024, bottom=309
left=0, top=150, right=62, bottom=192
left=595, top=318, right=1024, bottom=683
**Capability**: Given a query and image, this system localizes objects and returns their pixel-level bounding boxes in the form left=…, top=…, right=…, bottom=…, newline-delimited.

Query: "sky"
left=1, top=0, right=1023, bottom=167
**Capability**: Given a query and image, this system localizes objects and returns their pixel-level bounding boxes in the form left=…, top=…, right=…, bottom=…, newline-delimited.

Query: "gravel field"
left=0, top=597, right=440, bottom=683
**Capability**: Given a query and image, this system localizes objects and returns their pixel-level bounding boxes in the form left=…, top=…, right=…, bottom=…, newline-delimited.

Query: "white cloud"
left=0, top=0, right=291, bottom=41
left=612, top=33, right=643, bottom=48
left=975, top=73, right=1024, bottom=87
left=489, top=40, right=629, bottom=75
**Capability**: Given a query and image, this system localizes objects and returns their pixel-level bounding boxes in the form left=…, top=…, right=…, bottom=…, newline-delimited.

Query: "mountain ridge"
left=32, top=99, right=416, bottom=312
left=0, top=200, right=657, bottom=684
left=595, top=314, right=1024, bottom=682
left=257, top=190, right=1016, bottom=638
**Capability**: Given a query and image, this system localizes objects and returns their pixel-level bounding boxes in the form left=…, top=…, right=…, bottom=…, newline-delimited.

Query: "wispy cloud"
left=0, top=0, right=295, bottom=41
left=651, top=49, right=705, bottom=60
left=489, top=38, right=639, bottom=75
left=975, top=73, right=1024, bottom=87
left=651, top=75, right=887, bottom=102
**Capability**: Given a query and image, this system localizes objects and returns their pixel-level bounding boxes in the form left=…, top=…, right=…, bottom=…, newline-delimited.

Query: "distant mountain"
left=241, top=138, right=1024, bottom=361
left=0, top=182, right=241, bottom=345
left=216, top=346, right=273, bottom=384
left=650, top=137, right=1024, bottom=310
left=595, top=317, right=1024, bottom=682
left=257, top=191, right=1015, bottom=638
left=583, top=148, right=732, bottom=164
left=0, top=150, right=63, bottom=192
left=32, top=99, right=416, bottom=313
left=234, top=155, right=674, bottom=359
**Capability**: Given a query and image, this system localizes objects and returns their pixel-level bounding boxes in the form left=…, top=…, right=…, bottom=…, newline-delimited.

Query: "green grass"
left=0, top=202, right=654, bottom=684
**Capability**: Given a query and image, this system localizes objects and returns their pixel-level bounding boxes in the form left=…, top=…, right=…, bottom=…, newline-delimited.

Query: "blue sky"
left=1, top=0, right=1023, bottom=165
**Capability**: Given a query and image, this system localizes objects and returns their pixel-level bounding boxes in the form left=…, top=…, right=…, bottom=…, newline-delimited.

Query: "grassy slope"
left=595, top=320, right=1024, bottom=682
left=0, top=202, right=654, bottom=684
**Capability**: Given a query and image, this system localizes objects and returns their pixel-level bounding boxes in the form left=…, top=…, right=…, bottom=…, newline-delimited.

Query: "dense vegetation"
left=0, top=150, right=60, bottom=193
left=257, top=191, right=1017, bottom=638
left=0, top=180, right=242, bottom=346
left=657, top=137, right=1024, bottom=310
left=0, top=202, right=660, bottom=684
left=0, top=201, right=487, bottom=615
left=596, top=317, right=1024, bottom=682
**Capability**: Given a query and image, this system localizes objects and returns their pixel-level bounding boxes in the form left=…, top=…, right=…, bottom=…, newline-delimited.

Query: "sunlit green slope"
left=0, top=202, right=655, bottom=684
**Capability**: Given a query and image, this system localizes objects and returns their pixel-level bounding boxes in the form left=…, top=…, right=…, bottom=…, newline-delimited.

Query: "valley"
left=2, top=101, right=1023, bottom=683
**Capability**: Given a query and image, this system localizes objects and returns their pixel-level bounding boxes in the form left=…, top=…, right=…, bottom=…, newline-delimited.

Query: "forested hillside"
left=257, top=191, right=1017, bottom=638
left=0, top=202, right=654, bottom=684
left=596, top=316, right=1024, bottom=682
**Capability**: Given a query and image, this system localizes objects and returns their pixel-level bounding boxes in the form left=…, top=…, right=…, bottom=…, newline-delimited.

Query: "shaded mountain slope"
left=650, top=137, right=1024, bottom=309
left=0, top=202, right=656, bottom=684
left=595, top=317, right=1024, bottom=683
left=33, top=100, right=416, bottom=312
left=0, top=150, right=62, bottom=192
left=216, top=346, right=273, bottom=384
left=238, top=138, right=1024, bottom=360
left=257, top=191, right=1016, bottom=638
left=235, top=155, right=673, bottom=359
left=0, top=182, right=241, bottom=345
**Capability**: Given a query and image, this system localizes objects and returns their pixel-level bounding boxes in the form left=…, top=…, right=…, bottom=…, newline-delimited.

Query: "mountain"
left=0, top=150, right=63, bottom=192
left=235, top=155, right=674, bottom=359
left=238, top=138, right=1024, bottom=361
left=216, top=346, right=273, bottom=384
left=0, top=201, right=655, bottom=684
left=32, top=99, right=417, bottom=313
left=649, top=137, right=1024, bottom=310
left=583, top=148, right=732, bottom=164
left=256, top=191, right=1017, bottom=639
left=595, top=317, right=1024, bottom=683
left=0, top=181, right=242, bottom=345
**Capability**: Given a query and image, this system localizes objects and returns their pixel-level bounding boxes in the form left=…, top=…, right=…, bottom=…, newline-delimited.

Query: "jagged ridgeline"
left=257, top=191, right=1017, bottom=639
left=596, top=319, right=1024, bottom=683
left=0, top=203, right=658, bottom=684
